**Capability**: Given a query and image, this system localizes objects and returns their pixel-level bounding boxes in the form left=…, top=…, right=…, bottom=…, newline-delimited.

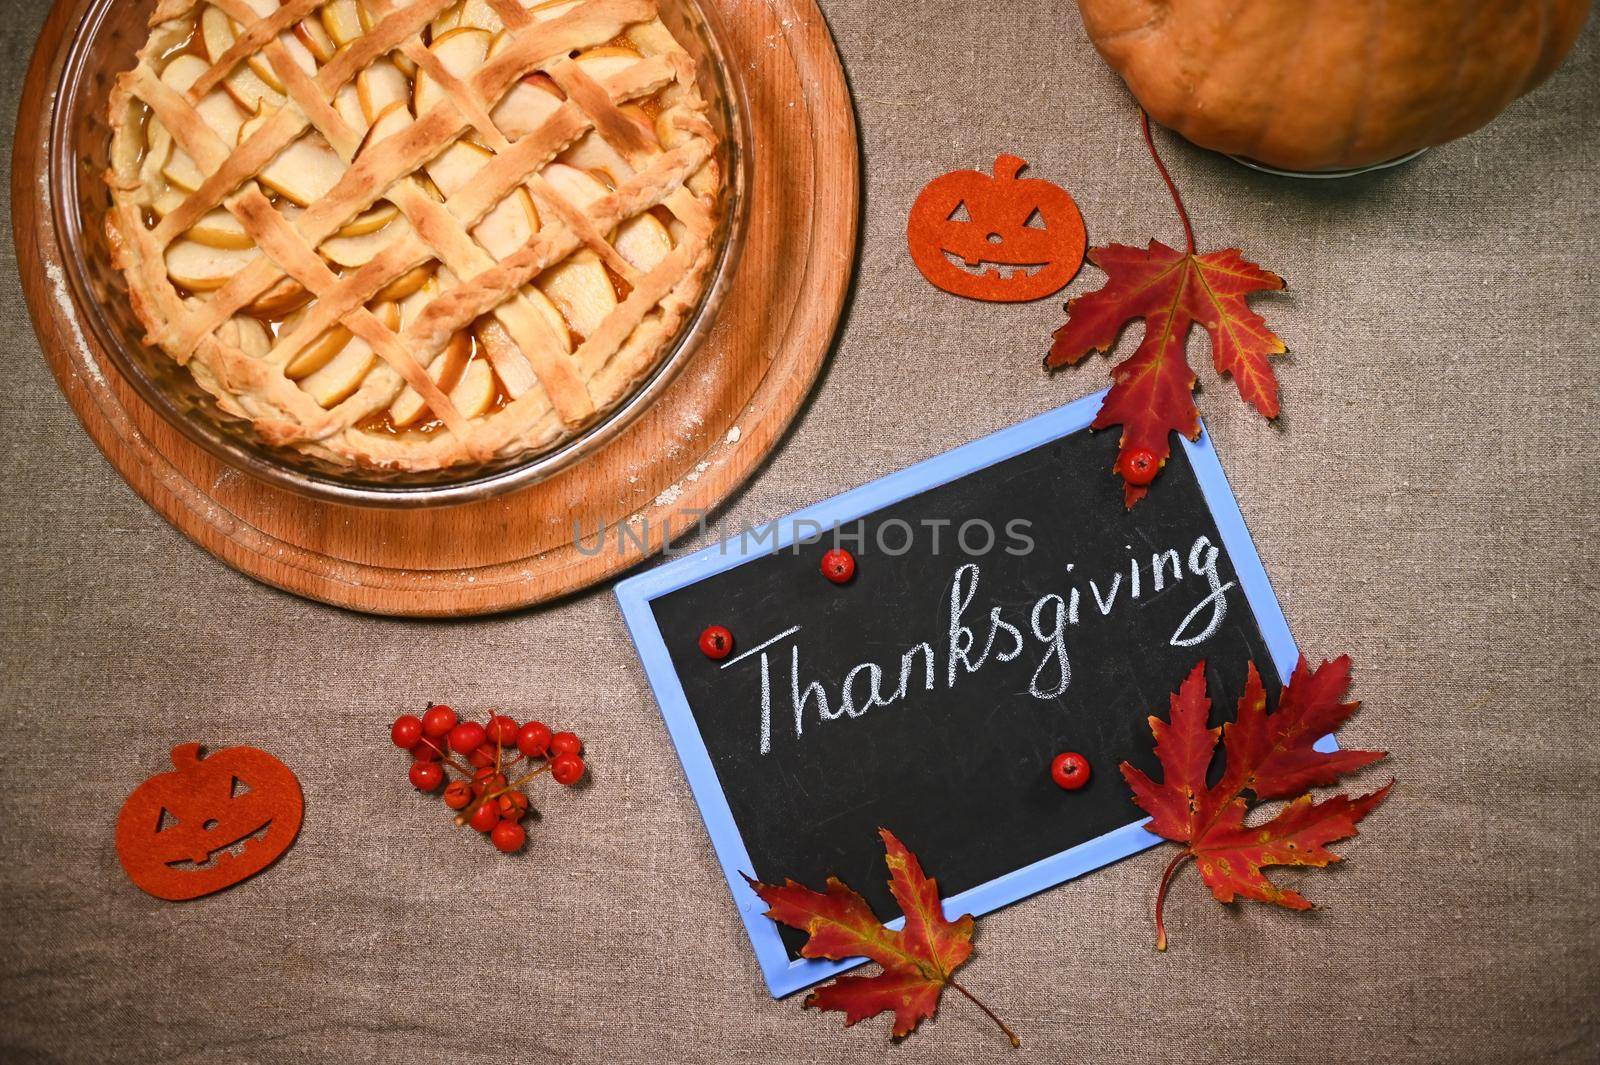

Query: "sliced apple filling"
left=129, top=0, right=711, bottom=451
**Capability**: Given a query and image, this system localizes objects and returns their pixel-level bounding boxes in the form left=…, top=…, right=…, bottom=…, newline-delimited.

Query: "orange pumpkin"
left=115, top=743, right=303, bottom=901
left=1076, top=0, right=1591, bottom=172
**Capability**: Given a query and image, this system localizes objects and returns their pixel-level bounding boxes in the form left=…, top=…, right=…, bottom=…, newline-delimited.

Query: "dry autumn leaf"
left=1121, top=656, right=1391, bottom=950
left=1046, top=112, right=1286, bottom=507
left=745, top=828, right=1019, bottom=1047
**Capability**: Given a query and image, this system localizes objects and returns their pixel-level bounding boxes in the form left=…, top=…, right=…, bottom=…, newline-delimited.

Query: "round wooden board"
left=14, top=0, right=858, bottom=617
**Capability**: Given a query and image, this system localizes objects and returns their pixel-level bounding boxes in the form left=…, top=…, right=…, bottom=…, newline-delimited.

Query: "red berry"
left=490, top=820, right=526, bottom=853
left=517, top=721, right=552, bottom=757
left=1121, top=448, right=1160, bottom=487
left=549, top=731, right=582, bottom=758
left=410, top=740, right=441, bottom=762
left=551, top=753, right=585, bottom=786
left=409, top=760, right=444, bottom=792
left=699, top=625, right=733, bottom=660
left=442, top=779, right=474, bottom=810
left=467, top=743, right=498, bottom=769
left=1050, top=752, right=1091, bottom=791
left=422, top=704, right=458, bottom=738
left=391, top=715, right=422, bottom=749
left=468, top=801, right=501, bottom=833
left=472, top=768, right=507, bottom=795
left=448, top=721, right=486, bottom=754
left=821, top=547, right=856, bottom=584
left=498, top=791, right=530, bottom=821
left=485, top=714, right=519, bottom=746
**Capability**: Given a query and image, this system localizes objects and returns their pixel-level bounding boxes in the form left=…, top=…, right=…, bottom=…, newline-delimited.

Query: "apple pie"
left=106, top=0, right=722, bottom=470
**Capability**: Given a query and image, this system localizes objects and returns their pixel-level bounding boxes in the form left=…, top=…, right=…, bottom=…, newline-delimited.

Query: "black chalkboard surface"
left=618, top=396, right=1294, bottom=995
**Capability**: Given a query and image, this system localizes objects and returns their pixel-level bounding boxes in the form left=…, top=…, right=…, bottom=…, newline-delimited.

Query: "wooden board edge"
left=15, top=0, right=861, bottom=618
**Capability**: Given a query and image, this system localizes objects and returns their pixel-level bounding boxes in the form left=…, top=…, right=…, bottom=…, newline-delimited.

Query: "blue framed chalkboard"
left=616, top=390, right=1302, bottom=998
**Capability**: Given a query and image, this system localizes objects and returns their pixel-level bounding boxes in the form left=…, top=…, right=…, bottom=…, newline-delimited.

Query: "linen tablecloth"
left=2, top=2, right=1596, bottom=1061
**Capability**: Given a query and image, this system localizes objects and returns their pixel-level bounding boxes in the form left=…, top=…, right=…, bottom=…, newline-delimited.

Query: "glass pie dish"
left=48, top=0, right=748, bottom=506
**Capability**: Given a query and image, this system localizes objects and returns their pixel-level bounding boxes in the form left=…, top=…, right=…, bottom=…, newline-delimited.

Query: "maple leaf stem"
left=1153, top=849, right=1192, bottom=952
left=947, top=979, right=1021, bottom=1049
left=1140, top=109, right=1195, bottom=255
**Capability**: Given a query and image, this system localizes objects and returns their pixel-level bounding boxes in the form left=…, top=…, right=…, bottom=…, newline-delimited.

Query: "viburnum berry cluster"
left=389, top=704, right=586, bottom=853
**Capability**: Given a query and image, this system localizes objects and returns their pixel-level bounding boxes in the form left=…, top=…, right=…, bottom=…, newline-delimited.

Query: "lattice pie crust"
left=106, top=0, right=722, bottom=470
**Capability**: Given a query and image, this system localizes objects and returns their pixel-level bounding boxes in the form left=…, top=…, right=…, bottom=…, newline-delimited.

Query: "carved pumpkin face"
left=115, top=744, right=303, bottom=901
left=907, top=154, right=1085, bottom=302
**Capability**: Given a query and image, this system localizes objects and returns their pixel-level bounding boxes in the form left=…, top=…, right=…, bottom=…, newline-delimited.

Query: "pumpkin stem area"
left=169, top=742, right=205, bottom=769
left=991, top=153, right=1028, bottom=181
left=1140, top=110, right=1195, bottom=255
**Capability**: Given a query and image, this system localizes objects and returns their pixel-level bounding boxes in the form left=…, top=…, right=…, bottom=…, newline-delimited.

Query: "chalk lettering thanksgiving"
left=724, top=534, right=1236, bottom=755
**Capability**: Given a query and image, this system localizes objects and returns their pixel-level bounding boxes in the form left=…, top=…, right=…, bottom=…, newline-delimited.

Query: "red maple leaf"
left=1046, top=113, right=1286, bottom=507
left=1121, top=655, right=1391, bottom=950
left=745, top=828, right=1019, bottom=1047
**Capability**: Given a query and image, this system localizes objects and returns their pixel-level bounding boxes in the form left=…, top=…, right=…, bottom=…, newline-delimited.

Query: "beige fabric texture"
left=2, top=2, right=1597, bottom=1062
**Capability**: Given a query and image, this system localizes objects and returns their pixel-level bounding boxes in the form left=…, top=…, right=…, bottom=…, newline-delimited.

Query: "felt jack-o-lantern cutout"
left=115, top=743, right=303, bottom=901
left=907, top=155, right=1086, bottom=302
